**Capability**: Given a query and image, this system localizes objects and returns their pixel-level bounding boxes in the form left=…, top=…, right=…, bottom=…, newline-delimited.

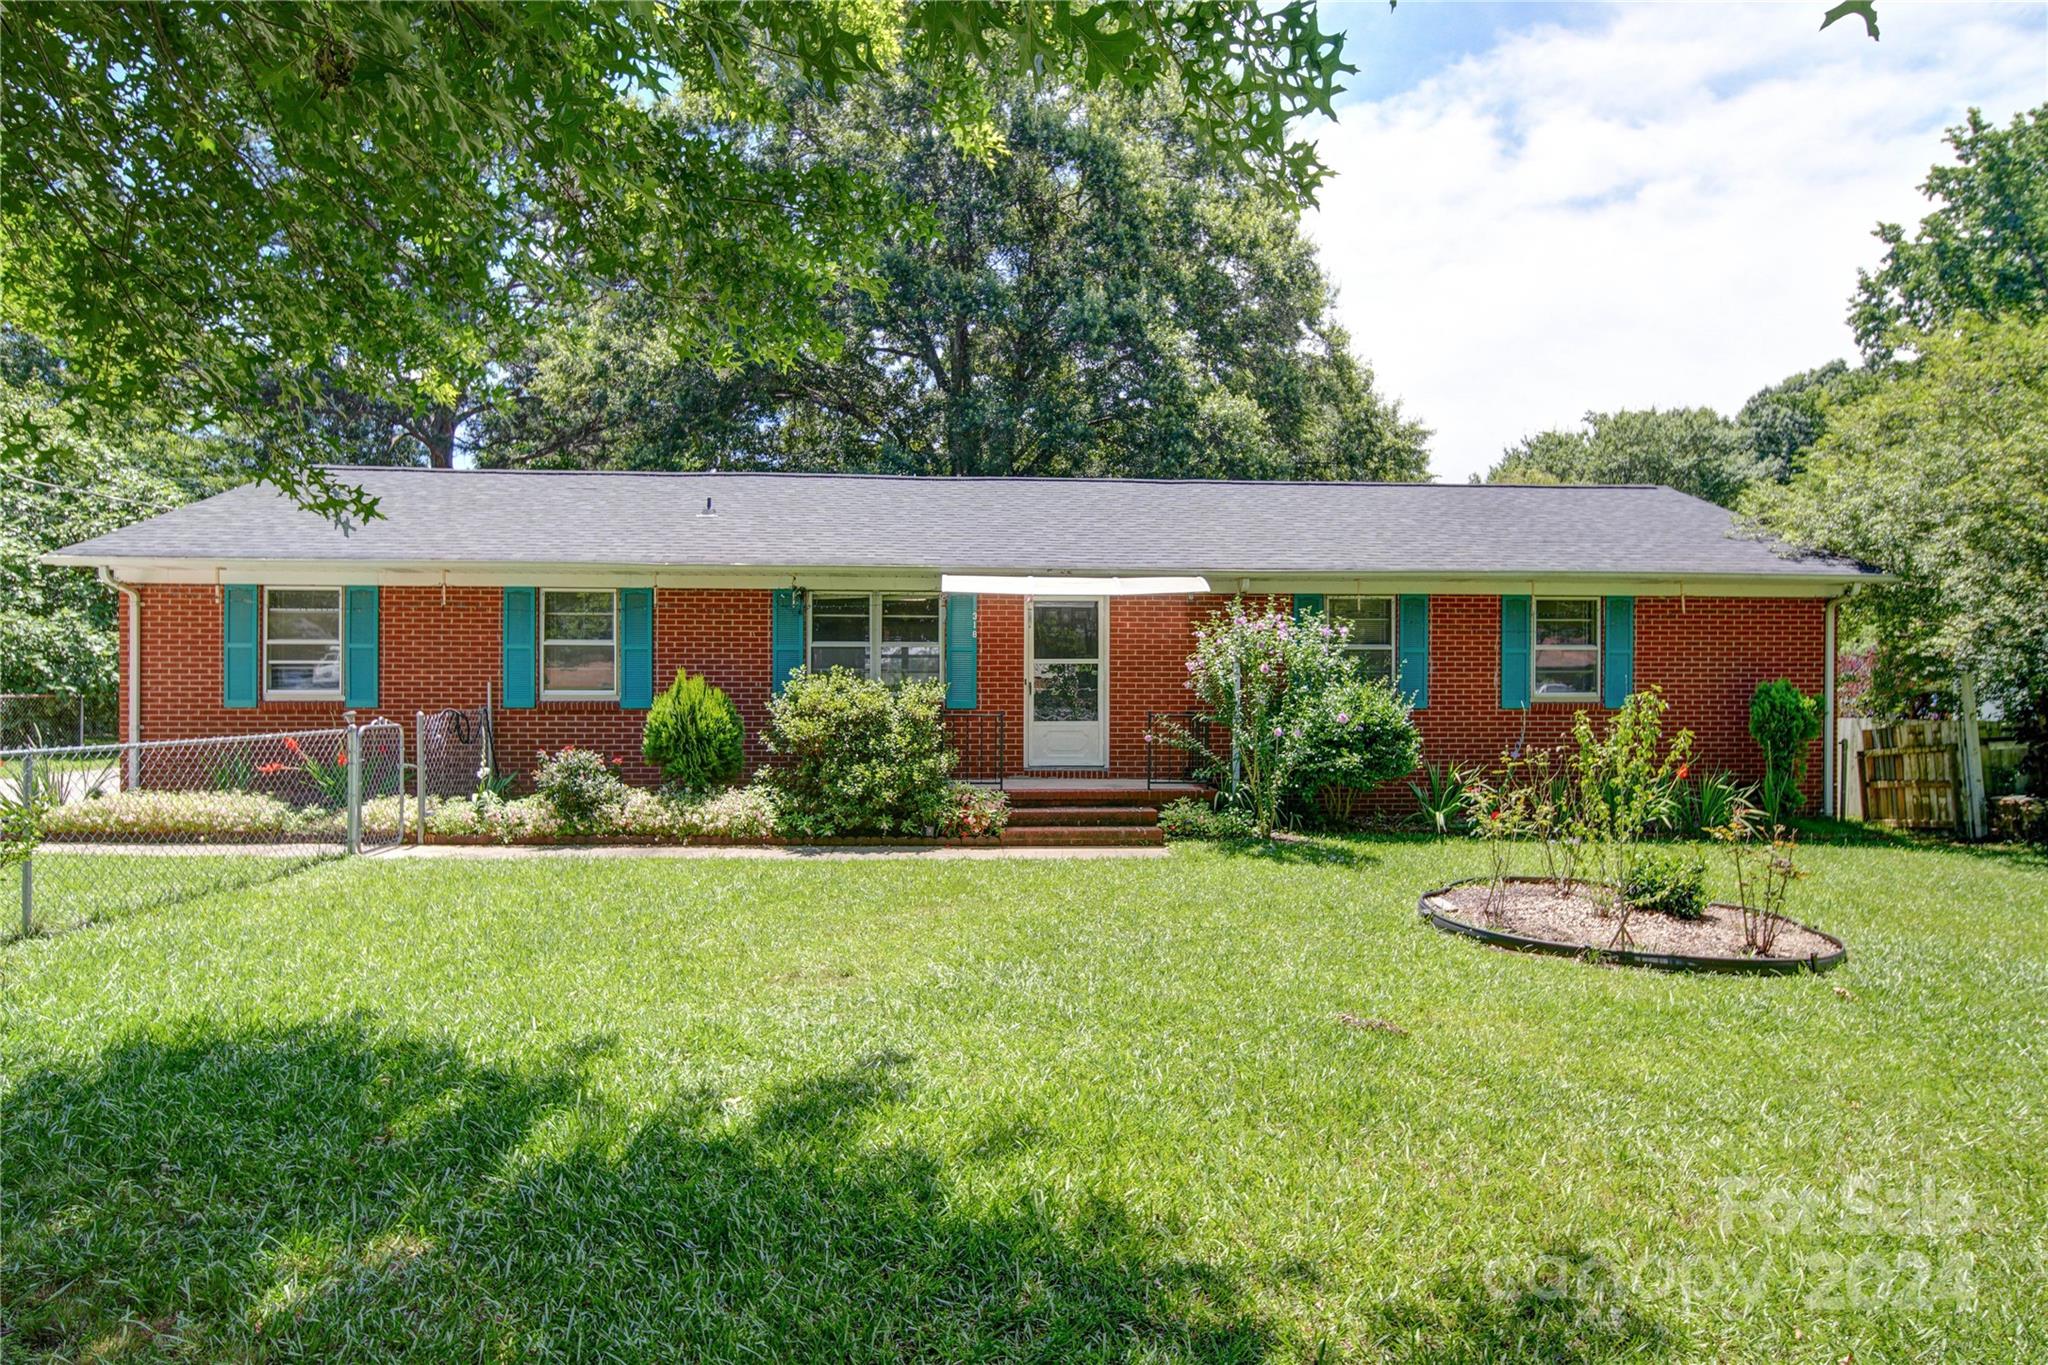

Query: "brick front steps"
left=995, top=783, right=1206, bottom=848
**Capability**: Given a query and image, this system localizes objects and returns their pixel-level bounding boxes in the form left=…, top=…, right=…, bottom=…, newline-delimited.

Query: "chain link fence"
left=414, top=704, right=495, bottom=841
left=2, top=717, right=404, bottom=938
left=0, top=691, right=118, bottom=749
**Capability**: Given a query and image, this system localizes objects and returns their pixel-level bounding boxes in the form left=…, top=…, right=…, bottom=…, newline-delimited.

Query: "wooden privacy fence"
left=1856, top=720, right=1960, bottom=831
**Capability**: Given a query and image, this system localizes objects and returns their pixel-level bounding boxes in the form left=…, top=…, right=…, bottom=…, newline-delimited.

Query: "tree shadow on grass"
left=1350, top=1253, right=1683, bottom=1363
left=2, top=1018, right=1274, bottom=1361
left=10, top=849, right=336, bottom=942
left=1201, top=835, right=1383, bottom=868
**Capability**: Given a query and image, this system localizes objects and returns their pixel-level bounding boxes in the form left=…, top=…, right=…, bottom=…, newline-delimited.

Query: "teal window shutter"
left=1397, top=594, right=1430, bottom=709
left=1292, top=592, right=1324, bottom=622
left=344, top=586, right=380, bottom=708
left=618, top=588, right=654, bottom=709
left=502, top=587, right=536, bottom=709
left=222, top=584, right=259, bottom=708
left=770, top=589, right=805, bottom=696
left=1500, top=595, right=1532, bottom=710
left=1602, top=596, right=1635, bottom=709
left=944, top=594, right=978, bottom=709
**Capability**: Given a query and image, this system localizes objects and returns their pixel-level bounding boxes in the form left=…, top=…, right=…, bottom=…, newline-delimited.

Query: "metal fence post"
left=415, top=710, right=428, bottom=846
left=344, top=711, right=363, bottom=855
left=19, top=751, right=33, bottom=937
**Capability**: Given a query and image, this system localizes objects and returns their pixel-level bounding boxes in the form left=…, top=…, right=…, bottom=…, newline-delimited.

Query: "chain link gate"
left=413, top=703, right=494, bottom=843
left=3, top=714, right=404, bottom=938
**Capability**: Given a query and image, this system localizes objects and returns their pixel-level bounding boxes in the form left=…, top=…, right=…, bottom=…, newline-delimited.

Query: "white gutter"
left=98, top=567, right=141, bottom=789
left=940, top=574, right=1211, bottom=597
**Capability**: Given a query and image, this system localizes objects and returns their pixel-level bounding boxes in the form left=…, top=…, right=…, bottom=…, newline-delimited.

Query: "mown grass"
left=3, top=836, right=2043, bottom=1361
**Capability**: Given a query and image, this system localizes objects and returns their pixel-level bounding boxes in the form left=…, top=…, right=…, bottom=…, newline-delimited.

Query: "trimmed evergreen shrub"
left=642, top=668, right=745, bottom=791
left=1749, top=679, right=1822, bottom=818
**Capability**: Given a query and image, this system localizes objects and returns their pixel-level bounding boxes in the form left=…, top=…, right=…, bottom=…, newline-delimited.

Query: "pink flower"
left=1335, top=712, right=1350, bottom=725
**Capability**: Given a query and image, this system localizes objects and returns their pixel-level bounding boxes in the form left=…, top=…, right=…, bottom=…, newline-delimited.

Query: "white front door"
left=1026, top=597, right=1107, bottom=768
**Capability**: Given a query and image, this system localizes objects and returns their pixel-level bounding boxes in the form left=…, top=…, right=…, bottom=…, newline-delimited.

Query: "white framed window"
left=1533, top=597, right=1601, bottom=700
left=540, top=589, right=618, bottom=699
left=808, top=592, right=942, bottom=685
left=1327, top=595, right=1396, bottom=684
left=265, top=587, right=343, bottom=698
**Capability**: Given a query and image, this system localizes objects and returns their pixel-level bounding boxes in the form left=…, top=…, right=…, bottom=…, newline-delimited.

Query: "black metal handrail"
left=1145, top=710, right=1216, bottom=788
left=942, top=709, right=1007, bottom=785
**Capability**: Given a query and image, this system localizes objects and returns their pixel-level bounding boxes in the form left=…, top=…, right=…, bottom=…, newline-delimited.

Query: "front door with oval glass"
left=1026, top=598, right=1106, bottom=768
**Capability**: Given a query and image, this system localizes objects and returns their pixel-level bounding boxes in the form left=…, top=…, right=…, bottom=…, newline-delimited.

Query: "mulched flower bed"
left=1419, top=876, right=1845, bottom=974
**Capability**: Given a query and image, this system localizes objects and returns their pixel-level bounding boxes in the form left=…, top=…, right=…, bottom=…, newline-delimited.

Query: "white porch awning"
left=939, top=574, right=1210, bottom=597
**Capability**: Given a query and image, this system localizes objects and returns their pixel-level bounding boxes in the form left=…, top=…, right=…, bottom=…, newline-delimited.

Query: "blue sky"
left=1299, top=1, right=2048, bottom=482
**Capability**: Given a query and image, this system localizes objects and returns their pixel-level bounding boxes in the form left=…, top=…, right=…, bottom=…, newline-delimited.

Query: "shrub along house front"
left=49, top=468, right=1879, bottom=807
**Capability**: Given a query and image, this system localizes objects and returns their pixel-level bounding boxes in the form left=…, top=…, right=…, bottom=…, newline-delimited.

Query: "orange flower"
left=257, top=762, right=289, bottom=775
left=1676, top=763, right=1691, bottom=780
left=284, top=737, right=303, bottom=756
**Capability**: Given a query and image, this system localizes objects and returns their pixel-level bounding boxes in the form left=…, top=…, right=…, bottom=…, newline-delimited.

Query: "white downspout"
left=1822, top=595, right=1838, bottom=819
left=98, top=568, right=141, bottom=789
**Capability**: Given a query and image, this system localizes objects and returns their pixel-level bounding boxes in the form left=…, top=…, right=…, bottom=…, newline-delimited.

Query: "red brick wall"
left=122, top=584, right=775, bottom=788
left=122, top=584, right=1826, bottom=798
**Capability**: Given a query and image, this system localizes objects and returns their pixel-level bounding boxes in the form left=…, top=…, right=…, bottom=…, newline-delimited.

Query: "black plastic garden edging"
left=1417, top=877, right=1847, bottom=976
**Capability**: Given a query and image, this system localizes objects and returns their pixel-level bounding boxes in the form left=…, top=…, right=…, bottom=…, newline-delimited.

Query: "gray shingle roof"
left=50, top=467, right=1879, bottom=580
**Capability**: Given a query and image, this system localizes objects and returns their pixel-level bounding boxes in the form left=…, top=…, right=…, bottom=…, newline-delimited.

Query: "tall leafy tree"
left=1734, top=361, right=1873, bottom=482
left=1748, top=316, right=2048, bottom=723
left=2, top=2, right=1352, bottom=520
left=484, top=79, right=1427, bottom=481
left=1851, top=106, right=2048, bottom=361
left=1483, top=407, right=1762, bottom=507
left=0, top=335, right=241, bottom=711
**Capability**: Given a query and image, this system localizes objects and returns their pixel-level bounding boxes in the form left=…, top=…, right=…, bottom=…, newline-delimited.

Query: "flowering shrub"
left=1621, top=848, right=1708, bottom=920
left=1155, top=599, right=1419, bottom=839
left=760, top=670, right=955, bottom=836
left=40, top=790, right=308, bottom=839
left=533, top=746, right=629, bottom=832
left=943, top=783, right=1009, bottom=837
left=429, top=783, right=783, bottom=842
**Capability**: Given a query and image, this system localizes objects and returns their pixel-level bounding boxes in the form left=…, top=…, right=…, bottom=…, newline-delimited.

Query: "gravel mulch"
left=1424, top=878, right=1838, bottom=961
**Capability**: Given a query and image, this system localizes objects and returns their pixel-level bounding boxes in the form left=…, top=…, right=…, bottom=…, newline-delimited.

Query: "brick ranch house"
left=50, top=467, right=1880, bottom=809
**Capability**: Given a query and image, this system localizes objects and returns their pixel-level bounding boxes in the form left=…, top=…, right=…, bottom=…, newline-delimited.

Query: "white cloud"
left=1305, top=2, right=2048, bottom=482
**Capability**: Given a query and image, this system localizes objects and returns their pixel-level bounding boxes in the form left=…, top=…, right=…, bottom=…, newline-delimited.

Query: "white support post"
left=1957, top=675, right=1988, bottom=840
left=1823, top=597, right=1838, bottom=819
left=344, top=711, right=363, bottom=855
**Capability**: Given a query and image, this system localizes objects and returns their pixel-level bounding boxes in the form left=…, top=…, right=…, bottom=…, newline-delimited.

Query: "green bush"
left=1750, top=679, right=1822, bottom=819
left=944, top=783, right=1010, bottom=837
left=760, top=669, right=955, bottom=836
left=532, top=746, right=628, bottom=833
left=1622, top=849, right=1708, bottom=920
left=1158, top=797, right=1255, bottom=841
left=642, top=668, right=745, bottom=791
left=1285, top=673, right=1424, bottom=817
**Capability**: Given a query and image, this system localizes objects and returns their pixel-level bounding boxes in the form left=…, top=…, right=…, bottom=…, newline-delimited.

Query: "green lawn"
left=3, top=837, right=2043, bottom=1362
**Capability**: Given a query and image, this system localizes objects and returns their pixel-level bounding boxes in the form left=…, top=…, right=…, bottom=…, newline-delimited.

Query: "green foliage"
left=1666, top=770, right=1754, bottom=839
left=760, top=670, right=955, bottom=837
left=0, top=334, right=238, bottom=705
left=1483, top=407, right=1765, bottom=507
left=945, top=785, right=1011, bottom=839
left=532, top=747, right=629, bottom=834
left=642, top=670, right=745, bottom=792
left=1852, top=108, right=2048, bottom=363
left=1735, top=360, right=1871, bottom=482
left=2, top=3, right=1351, bottom=521
left=1748, top=317, right=2048, bottom=734
left=1621, top=849, right=1708, bottom=921
left=1284, top=673, right=1424, bottom=811
left=1157, top=601, right=1415, bottom=840
left=1407, top=761, right=1474, bottom=839
left=1568, top=688, right=1695, bottom=947
left=485, top=76, right=1426, bottom=483
left=431, top=784, right=782, bottom=844
left=1157, top=797, right=1255, bottom=842
left=1749, top=680, right=1823, bottom=819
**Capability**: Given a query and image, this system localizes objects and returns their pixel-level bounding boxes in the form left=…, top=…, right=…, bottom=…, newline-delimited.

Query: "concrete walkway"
left=384, top=842, right=1167, bottom=862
